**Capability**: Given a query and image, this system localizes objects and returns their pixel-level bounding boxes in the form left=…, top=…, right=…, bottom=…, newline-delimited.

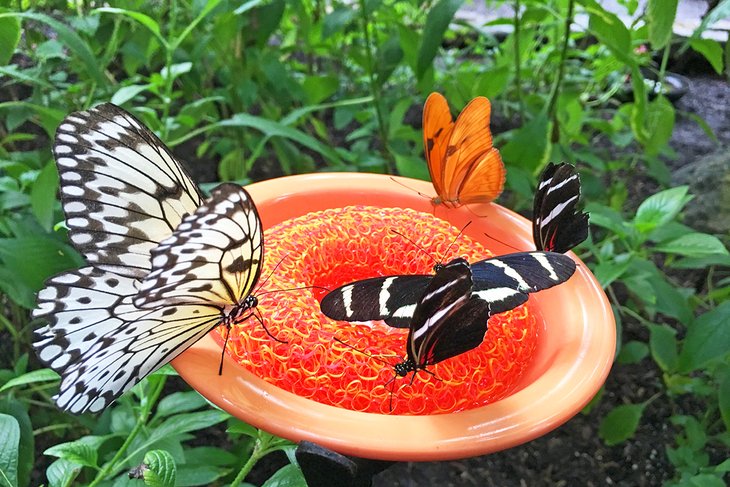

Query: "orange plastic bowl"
left=172, top=172, right=615, bottom=461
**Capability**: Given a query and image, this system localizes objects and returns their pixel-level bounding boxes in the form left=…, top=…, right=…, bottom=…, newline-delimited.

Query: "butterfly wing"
left=440, top=96, right=505, bottom=206
left=135, top=183, right=263, bottom=308
left=33, top=267, right=223, bottom=413
left=407, top=258, right=491, bottom=366
left=320, top=274, right=432, bottom=328
left=54, top=103, right=203, bottom=278
left=532, top=163, right=589, bottom=253
left=471, top=251, right=576, bottom=314
left=423, top=92, right=455, bottom=202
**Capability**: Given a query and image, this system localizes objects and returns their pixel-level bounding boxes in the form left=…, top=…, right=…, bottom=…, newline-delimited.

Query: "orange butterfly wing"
left=422, top=93, right=506, bottom=207
left=422, top=92, right=455, bottom=203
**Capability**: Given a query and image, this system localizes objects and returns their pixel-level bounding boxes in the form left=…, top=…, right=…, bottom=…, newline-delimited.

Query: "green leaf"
left=0, top=414, right=19, bottom=487
left=649, top=324, right=678, bottom=372
left=183, top=447, right=237, bottom=467
left=261, top=464, right=306, bottom=487
left=0, top=398, right=33, bottom=487
left=691, top=0, right=730, bottom=39
left=155, top=391, right=208, bottom=418
left=633, top=186, right=691, bottom=233
left=111, top=84, right=153, bottom=106
left=599, top=403, right=646, bottom=446
left=689, top=39, right=724, bottom=74
left=416, top=0, right=464, bottom=79
left=147, top=410, right=229, bottom=444
left=0, top=16, right=20, bottom=66
left=301, top=75, right=339, bottom=105
left=1, top=12, right=105, bottom=85
left=45, top=458, right=80, bottom=487
left=678, top=301, right=730, bottom=373
left=649, top=275, right=692, bottom=323
left=227, top=420, right=258, bottom=438
left=643, top=95, right=675, bottom=156
left=500, top=113, right=550, bottom=171
left=0, top=369, right=59, bottom=393
left=218, top=113, right=343, bottom=165
left=322, top=7, right=357, bottom=39
left=584, top=2, right=633, bottom=65
left=654, top=233, right=729, bottom=257
left=647, top=0, right=678, bottom=49
left=143, top=450, right=176, bottom=487
left=94, top=7, right=164, bottom=44
left=671, top=253, right=730, bottom=269
left=44, top=436, right=109, bottom=468
left=616, top=341, right=649, bottom=365
left=30, top=162, right=59, bottom=232
left=592, top=258, right=631, bottom=288
left=176, top=465, right=231, bottom=487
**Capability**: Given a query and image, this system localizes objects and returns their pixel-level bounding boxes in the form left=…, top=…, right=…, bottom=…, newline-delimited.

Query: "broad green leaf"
left=46, top=458, right=79, bottom=487
left=176, top=465, right=231, bottom=487
left=643, top=95, right=675, bottom=156
left=227, top=420, right=258, bottom=438
left=30, top=162, right=59, bottom=232
left=671, top=253, right=730, bottom=269
left=0, top=398, right=33, bottom=487
left=678, top=301, right=730, bottom=373
left=592, top=258, right=631, bottom=288
left=633, top=186, right=691, bottom=233
left=143, top=450, right=176, bottom=487
left=0, top=414, right=19, bottom=487
left=500, top=113, right=550, bottom=171
left=0, top=369, right=59, bottom=393
left=649, top=324, right=678, bottom=372
left=616, top=341, right=649, bottom=365
left=599, top=403, right=646, bottom=445
left=416, top=0, right=464, bottom=79
left=719, top=372, right=730, bottom=432
left=647, top=0, right=678, bottom=49
left=154, top=391, right=208, bottom=418
left=650, top=275, right=692, bottom=324
left=1, top=12, right=105, bottom=85
left=183, top=447, right=237, bottom=467
left=234, top=0, right=266, bottom=15
left=322, top=7, right=357, bottom=39
left=147, top=410, right=229, bottom=444
left=261, top=464, right=306, bottom=487
left=161, top=62, right=192, bottom=81
left=0, top=16, right=20, bottom=66
left=111, top=84, right=153, bottom=106
left=689, top=38, right=724, bottom=74
left=44, top=436, right=109, bottom=468
left=654, top=233, right=729, bottom=257
left=584, top=2, right=633, bottom=65
left=302, top=75, right=339, bottom=105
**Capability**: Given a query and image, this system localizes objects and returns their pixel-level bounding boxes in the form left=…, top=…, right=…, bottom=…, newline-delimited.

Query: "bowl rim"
left=172, top=172, right=615, bottom=461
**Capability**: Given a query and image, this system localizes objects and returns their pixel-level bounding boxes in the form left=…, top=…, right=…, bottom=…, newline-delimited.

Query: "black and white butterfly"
left=33, top=105, right=264, bottom=414
left=320, top=250, right=574, bottom=329
left=533, top=162, right=589, bottom=253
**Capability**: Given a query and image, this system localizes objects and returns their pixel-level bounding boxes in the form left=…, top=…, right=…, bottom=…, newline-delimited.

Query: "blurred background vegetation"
left=0, top=0, right=728, bottom=486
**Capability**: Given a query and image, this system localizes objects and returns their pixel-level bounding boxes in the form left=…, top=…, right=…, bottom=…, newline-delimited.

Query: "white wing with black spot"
left=54, top=103, right=203, bottom=279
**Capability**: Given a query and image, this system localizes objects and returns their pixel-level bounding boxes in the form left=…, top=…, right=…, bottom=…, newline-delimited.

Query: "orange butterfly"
left=422, top=92, right=506, bottom=208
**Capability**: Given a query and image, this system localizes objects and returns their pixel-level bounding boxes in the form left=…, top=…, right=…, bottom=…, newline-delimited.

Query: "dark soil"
left=369, top=75, right=730, bottom=487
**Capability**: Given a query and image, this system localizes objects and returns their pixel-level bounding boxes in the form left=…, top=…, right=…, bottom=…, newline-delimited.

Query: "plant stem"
left=358, top=0, right=394, bottom=173
left=87, top=378, right=166, bottom=486
left=513, top=0, right=524, bottom=124
left=229, top=432, right=268, bottom=486
left=546, top=0, right=574, bottom=121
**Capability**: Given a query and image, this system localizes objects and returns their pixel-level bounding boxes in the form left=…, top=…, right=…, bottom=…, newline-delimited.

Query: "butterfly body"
left=423, top=93, right=506, bottom=207
left=34, top=105, right=265, bottom=414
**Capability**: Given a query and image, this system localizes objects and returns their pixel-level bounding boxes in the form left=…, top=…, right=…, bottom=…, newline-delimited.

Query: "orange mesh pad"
left=215, top=206, right=540, bottom=415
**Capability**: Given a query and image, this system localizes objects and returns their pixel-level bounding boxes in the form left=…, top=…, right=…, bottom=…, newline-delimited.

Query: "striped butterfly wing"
left=54, top=103, right=203, bottom=278
left=33, top=184, right=263, bottom=414
left=320, top=275, right=432, bottom=328
left=405, top=258, right=491, bottom=368
left=33, top=267, right=222, bottom=414
left=135, top=184, right=263, bottom=310
left=532, top=162, right=589, bottom=253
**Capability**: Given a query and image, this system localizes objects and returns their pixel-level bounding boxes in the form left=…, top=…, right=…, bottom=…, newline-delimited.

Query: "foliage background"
left=0, top=0, right=728, bottom=485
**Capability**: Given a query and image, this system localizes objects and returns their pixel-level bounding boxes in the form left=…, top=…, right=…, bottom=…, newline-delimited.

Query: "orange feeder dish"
left=171, top=173, right=615, bottom=461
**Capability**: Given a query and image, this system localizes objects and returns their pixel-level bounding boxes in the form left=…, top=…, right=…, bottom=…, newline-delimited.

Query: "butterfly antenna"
left=442, top=221, right=472, bottom=261
left=388, top=176, right=434, bottom=202
left=482, top=232, right=523, bottom=253
left=332, top=336, right=398, bottom=366
left=256, top=284, right=330, bottom=297
left=390, top=228, right=439, bottom=268
left=254, top=252, right=292, bottom=294
left=251, top=308, right=288, bottom=344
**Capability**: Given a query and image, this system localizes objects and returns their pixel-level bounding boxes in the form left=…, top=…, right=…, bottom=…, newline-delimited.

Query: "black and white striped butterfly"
left=533, top=162, right=589, bottom=253
left=33, top=105, right=264, bottom=414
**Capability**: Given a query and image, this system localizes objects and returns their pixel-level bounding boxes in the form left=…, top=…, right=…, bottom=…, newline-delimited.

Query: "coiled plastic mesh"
left=214, top=206, right=540, bottom=415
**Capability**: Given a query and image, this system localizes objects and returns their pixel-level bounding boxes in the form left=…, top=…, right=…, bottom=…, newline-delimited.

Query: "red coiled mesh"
left=215, top=206, right=540, bottom=415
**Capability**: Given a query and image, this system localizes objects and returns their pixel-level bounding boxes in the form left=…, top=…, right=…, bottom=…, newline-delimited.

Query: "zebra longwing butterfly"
left=533, top=162, right=589, bottom=253
left=33, top=105, right=265, bottom=414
